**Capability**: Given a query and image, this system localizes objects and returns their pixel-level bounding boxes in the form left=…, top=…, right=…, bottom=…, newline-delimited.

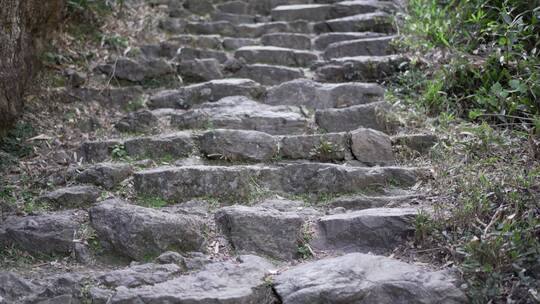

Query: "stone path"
left=0, top=0, right=468, bottom=303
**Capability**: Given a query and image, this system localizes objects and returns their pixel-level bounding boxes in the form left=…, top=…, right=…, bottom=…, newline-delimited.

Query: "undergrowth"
left=393, top=0, right=540, bottom=302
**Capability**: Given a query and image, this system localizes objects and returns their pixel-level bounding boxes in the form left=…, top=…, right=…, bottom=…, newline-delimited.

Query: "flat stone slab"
left=314, top=12, right=395, bottom=34
left=198, top=129, right=279, bottom=161
left=235, top=46, right=318, bottom=67
left=350, top=127, right=395, bottom=165
left=314, top=54, right=408, bottom=82
left=233, top=64, right=305, bottom=86
left=96, top=255, right=278, bottom=303
left=170, top=96, right=312, bottom=135
left=96, top=57, right=175, bottom=82
left=90, top=199, right=206, bottom=260
left=271, top=4, right=332, bottom=22
left=313, top=31, right=385, bottom=50
left=315, top=101, right=391, bottom=132
left=265, top=79, right=384, bottom=109
left=148, top=78, right=265, bottom=109
left=215, top=205, right=304, bottom=260
left=324, top=36, right=397, bottom=59
left=98, top=263, right=182, bottom=288
left=133, top=163, right=421, bottom=203
left=261, top=33, right=312, bottom=50
left=124, top=132, right=196, bottom=160
left=274, top=253, right=467, bottom=303
left=38, top=185, right=100, bottom=208
left=178, top=58, right=223, bottom=83
left=0, top=211, right=86, bottom=255
left=312, top=208, right=417, bottom=253
left=279, top=132, right=352, bottom=161
left=76, top=163, right=133, bottom=190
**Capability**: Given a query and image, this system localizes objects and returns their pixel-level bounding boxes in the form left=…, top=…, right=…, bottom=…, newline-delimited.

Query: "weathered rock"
left=314, top=55, right=408, bottom=82
left=261, top=33, right=312, bottom=50
left=171, top=96, right=311, bottom=135
left=97, top=255, right=277, bottom=303
left=313, top=31, right=385, bottom=50
left=76, top=163, right=133, bottom=190
left=184, top=20, right=237, bottom=36
left=0, top=0, right=65, bottom=135
left=216, top=205, right=304, bottom=260
left=177, top=47, right=229, bottom=63
left=38, top=185, right=100, bottom=209
left=98, top=263, right=182, bottom=288
left=279, top=133, right=351, bottom=161
left=222, top=37, right=260, bottom=50
left=315, top=101, right=390, bottom=132
left=114, top=109, right=159, bottom=133
left=272, top=4, right=331, bottom=21
left=170, top=34, right=223, bottom=50
left=199, top=129, right=278, bottom=161
left=314, top=12, right=394, bottom=34
left=89, top=199, right=206, bottom=260
left=393, top=133, right=438, bottom=153
left=155, top=251, right=213, bottom=271
left=324, top=36, right=397, bottom=59
left=178, top=58, right=223, bottom=82
left=233, top=64, right=305, bottom=86
left=80, top=139, right=122, bottom=163
left=0, top=272, right=41, bottom=303
left=274, top=253, right=467, bottom=303
left=124, top=132, right=196, bottom=160
left=312, top=208, right=417, bottom=253
left=1, top=211, right=85, bottom=255
left=235, top=46, right=318, bottom=67
left=183, top=0, right=214, bottom=15
left=153, top=78, right=265, bottom=108
left=327, top=194, right=420, bottom=210
left=97, top=57, right=175, bottom=82
left=265, top=79, right=384, bottom=109
left=350, top=128, right=395, bottom=165
left=217, top=1, right=250, bottom=14
left=212, top=12, right=256, bottom=24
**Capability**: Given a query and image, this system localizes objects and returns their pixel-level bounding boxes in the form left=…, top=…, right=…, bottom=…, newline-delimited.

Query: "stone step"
left=140, top=35, right=224, bottom=59
left=326, top=194, right=421, bottom=210
left=178, top=58, right=224, bottom=83
left=210, top=12, right=257, bottom=24
left=0, top=210, right=86, bottom=256
left=222, top=37, right=260, bottom=50
left=261, top=33, right=312, bottom=50
left=89, top=199, right=206, bottom=260
left=313, top=55, right=408, bottom=82
left=90, top=255, right=277, bottom=303
left=314, top=12, right=395, bottom=34
left=315, top=100, right=391, bottom=132
left=274, top=253, right=467, bottom=303
left=96, top=57, right=175, bottom=83
left=235, top=46, right=319, bottom=67
left=81, top=127, right=395, bottom=165
left=313, top=31, right=386, bottom=50
left=231, top=63, right=305, bottom=86
left=176, top=47, right=229, bottom=63
left=170, top=96, right=313, bottom=135
left=133, top=163, right=423, bottom=203
left=148, top=78, right=265, bottom=109
left=264, top=78, right=384, bottom=109
left=323, top=36, right=397, bottom=59
left=311, top=207, right=417, bottom=253
left=183, top=20, right=311, bottom=38
left=272, top=4, right=333, bottom=22
left=215, top=205, right=304, bottom=260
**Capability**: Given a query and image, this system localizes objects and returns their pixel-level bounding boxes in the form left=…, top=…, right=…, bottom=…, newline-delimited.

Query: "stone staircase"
left=0, top=0, right=468, bottom=303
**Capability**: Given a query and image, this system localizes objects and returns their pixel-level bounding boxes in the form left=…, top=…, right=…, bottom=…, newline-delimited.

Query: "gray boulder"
left=124, top=132, right=196, bottom=160
left=38, top=185, right=100, bottom=209
left=315, top=101, right=390, bottom=132
left=215, top=205, right=304, bottom=260
left=279, top=133, right=351, bottom=161
left=312, top=208, right=417, bottom=253
left=198, top=129, right=278, bottom=161
left=89, top=199, right=206, bottom=260
left=80, top=139, right=122, bottom=163
left=97, top=57, right=174, bottom=82
left=350, top=128, right=395, bottom=165
left=178, top=59, right=223, bottom=83
left=233, top=64, right=305, bottom=86
left=0, top=272, right=41, bottom=303
left=261, top=33, right=312, bottom=50
left=235, top=46, right=318, bottom=67
left=274, top=253, right=467, bottom=303
left=324, top=36, right=397, bottom=59
left=76, top=163, right=133, bottom=190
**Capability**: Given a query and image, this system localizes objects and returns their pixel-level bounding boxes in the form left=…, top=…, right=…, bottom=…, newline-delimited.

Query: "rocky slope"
left=0, top=0, right=468, bottom=303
